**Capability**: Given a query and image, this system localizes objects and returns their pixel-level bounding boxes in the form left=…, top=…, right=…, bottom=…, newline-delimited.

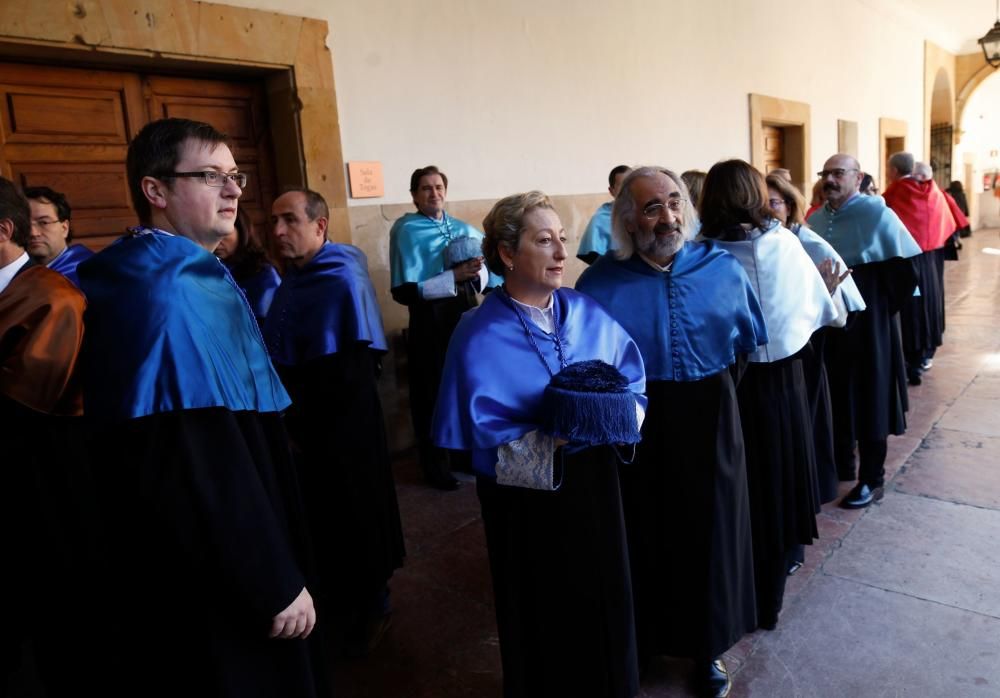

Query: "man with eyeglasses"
left=577, top=166, right=766, bottom=698
left=23, top=186, right=94, bottom=287
left=263, top=187, right=405, bottom=658
left=76, top=118, right=328, bottom=698
left=883, top=153, right=958, bottom=386
left=807, top=154, right=921, bottom=509
left=577, top=164, right=631, bottom=264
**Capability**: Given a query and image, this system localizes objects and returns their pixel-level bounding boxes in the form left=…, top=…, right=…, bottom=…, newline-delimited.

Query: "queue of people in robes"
left=1, top=115, right=968, bottom=698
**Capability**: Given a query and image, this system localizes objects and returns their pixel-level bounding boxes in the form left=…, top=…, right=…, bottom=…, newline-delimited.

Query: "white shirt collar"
left=0, top=251, right=30, bottom=294
left=637, top=251, right=674, bottom=272
left=510, top=294, right=555, bottom=334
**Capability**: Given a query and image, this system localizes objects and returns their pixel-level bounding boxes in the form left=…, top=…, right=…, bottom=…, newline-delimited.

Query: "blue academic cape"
left=806, top=194, right=922, bottom=267
left=432, top=288, right=646, bottom=477
left=790, top=223, right=866, bottom=313
left=78, top=228, right=290, bottom=420
left=238, top=263, right=281, bottom=324
left=389, top=211, right=502, bottom=288
left=576, top=243, right=766, bottom=381
left=577, top=202, right=614, bottom=259
left=48, top=243, right=95, bottom=288
left=263, top=241, right=388, bottom=366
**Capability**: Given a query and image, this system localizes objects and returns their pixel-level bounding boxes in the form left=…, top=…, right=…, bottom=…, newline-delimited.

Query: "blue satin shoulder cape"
left=577, top=201, right=614, bottom=259
left=77, top=229, right=291, bottom=420
left=431, top=288, right=647, bottom=477
left=237, top=263, right=281, bottom=323
left=389, top=211, right=502, bottom=288
left=576, top=243, right=766, bottom=382
left=48, top=244, right=95, bottom=288
left=263, top=242, right=388, bottom=366
left=806, top=194, right=921, bottom=267
left=790, top=223, right=866, bottom=313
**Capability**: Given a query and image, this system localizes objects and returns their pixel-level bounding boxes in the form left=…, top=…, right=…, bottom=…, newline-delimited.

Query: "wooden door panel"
left=2, top=86, right=129, bottom=144
left=0, top=63, right=280, bottom=251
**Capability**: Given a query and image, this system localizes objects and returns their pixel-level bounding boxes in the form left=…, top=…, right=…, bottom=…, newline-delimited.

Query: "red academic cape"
left=943, top=190, right=970, bottom=230
left=883, top=178, right=955, bottom=252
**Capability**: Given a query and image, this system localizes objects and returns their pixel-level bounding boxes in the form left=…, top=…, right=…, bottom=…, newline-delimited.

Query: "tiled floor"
left=336, top=231, right=1000, bottom=697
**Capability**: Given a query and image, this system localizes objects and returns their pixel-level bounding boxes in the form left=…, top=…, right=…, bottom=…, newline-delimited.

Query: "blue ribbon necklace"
left=497, top=286, right=567, bottom=377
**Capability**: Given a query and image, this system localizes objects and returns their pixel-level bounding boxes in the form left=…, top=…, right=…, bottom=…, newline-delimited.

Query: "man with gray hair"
left=883, top=152, right=956, bottom=385
left=577, top=166, right=766, bottom=698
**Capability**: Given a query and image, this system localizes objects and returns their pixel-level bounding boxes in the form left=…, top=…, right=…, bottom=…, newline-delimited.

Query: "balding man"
left=883, top=153, right=957, bottom=385
left=264, top=188, right=404, bottom=656
left=807, top=154, right=921, bottom=509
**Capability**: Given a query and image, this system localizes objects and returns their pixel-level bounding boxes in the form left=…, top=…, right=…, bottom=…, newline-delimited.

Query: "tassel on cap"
left=540, top=360, right=640, bottom=447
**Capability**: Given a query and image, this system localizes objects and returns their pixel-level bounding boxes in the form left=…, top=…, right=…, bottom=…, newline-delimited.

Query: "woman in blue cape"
left=433, top=191, right=645, bottom=698
left=215, top=209, right=281, bottom=326
left=699, top=160, right=840, bottom=631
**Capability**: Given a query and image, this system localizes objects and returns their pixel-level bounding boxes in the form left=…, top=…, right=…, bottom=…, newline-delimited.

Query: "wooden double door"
left=0, top=62, right=279, bottom=249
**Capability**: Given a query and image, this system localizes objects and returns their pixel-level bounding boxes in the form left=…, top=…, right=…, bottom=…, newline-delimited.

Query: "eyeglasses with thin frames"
left=816, top=168, right=859, bottom=179
left=160, top=171, right=247, bottom=188
left=767, top=198, right=787, bottom=209
left=31, top=218, right=65, bottom=229
left=641, top=198, right=686, bottom=220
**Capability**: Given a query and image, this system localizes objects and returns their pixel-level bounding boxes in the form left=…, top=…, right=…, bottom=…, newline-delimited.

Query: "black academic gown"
left=901, top=248, right=945, bottom=359
left=825, top=258, right=917, bottom=452
left=0, top=397, right=105, bottom=698
left=392, top=279, right=479, bottom=471
left=622, top=371, right=755, bottom=664
left=477, top=445, right=638, bottom=698
left=800, top=332, right=840, bottom=504
left=88, top=409, right=329, bottom=698
left=736, top=350, right=819, bottom=628
left=276, top=344, right=406, bottom=651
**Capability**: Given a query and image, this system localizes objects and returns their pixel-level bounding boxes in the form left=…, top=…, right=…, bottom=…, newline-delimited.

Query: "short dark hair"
left=24, top=185, right=73, bottom=242
left=698, top=159, right=772, bottom=240
left=409, top=166, right=448, bottom=194
left=281, top=187, right=329, bottom=221
left=126, top=118, right=231, bottom=225
left=0, top=177, right=31, bottom=248
left=608, top=165, right=630, bottom=190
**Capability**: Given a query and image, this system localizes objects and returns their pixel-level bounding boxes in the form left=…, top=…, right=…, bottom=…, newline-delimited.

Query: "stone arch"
left=930, top=67, right=954, bottom=126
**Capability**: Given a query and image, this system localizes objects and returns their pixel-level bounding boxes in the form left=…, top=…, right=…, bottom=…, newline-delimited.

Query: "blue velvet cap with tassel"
left=540, top=360, right=640, bottom=447
left=443, top=236, right=484, bottom=269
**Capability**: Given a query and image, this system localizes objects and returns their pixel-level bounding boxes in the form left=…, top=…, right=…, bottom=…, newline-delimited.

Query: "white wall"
left=217, top=0, right=938, bottom=204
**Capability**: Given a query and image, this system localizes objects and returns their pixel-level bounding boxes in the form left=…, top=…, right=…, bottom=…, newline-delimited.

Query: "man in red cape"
left=883, top=153, right=957, bottom=385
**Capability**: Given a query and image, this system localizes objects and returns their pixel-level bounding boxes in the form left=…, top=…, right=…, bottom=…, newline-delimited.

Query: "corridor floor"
left=335, top=231, right=1000, bottom=698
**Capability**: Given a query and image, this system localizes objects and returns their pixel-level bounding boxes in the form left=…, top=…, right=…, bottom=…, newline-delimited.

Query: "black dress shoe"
left=841, top=483, right=884, bottom=509
left=699, top=658, right=732, bottom=698
left=426, top=473, right=460, bottom=491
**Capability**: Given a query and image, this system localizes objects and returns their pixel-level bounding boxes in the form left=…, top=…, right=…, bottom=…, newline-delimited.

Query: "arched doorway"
left=957, top=68, right=1000, bottom=227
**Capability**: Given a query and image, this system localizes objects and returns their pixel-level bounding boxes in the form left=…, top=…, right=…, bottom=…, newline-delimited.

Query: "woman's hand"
left=453, top=257, right=484, bottom=282
left=818, top=258, right=851, bottom=295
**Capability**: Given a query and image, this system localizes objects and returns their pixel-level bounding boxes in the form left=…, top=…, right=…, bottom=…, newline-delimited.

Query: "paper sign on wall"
left=347, top=161, right=384, bottom=198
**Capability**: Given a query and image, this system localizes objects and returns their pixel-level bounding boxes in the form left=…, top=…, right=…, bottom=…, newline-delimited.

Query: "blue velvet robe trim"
left=48, top=244, right=95, bottom=288
left=576, top=242, right=767, bottom=381
left=238, top=263, right=281, bottom=323
left=431, top=288, right=647, bottom=477
left=263, top=242, right=388, bottom=366
left=577, top=201, right=614, bottom=258
left=806, top=194, right=922, bottom=267
left=389, top=211, right=502, bottom=288
left=78, top=228, right=291, bottom=419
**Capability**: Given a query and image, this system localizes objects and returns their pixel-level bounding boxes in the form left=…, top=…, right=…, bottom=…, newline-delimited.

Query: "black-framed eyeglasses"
left=641, top=198, right=686, bottom=220
left=816, top=168, right=859, bottom=179
left=159, top=171, right=247, bottom=188
left=31, top=218, right=66, bottom=228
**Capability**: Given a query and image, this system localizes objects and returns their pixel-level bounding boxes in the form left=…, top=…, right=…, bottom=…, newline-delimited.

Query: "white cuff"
left=476, top=264, right=490, bottom=292
left=419, top=269, right=458, bottom=299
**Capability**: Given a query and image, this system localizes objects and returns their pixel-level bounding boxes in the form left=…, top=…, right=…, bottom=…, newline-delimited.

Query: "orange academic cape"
left=0, top=264, right=85, bottom=415
left=883, top=178, right=956, bottom=252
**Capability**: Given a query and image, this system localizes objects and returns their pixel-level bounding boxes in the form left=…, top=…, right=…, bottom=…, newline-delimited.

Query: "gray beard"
left=636, top=229, right=683, bottom=261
